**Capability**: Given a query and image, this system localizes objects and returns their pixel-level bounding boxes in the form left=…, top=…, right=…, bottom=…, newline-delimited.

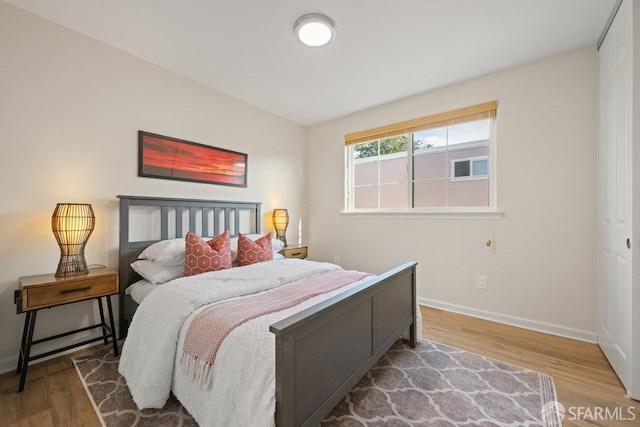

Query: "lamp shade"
left=272, top=209, right=289, bottom=246
left=52, top=203, right=95, bottom=277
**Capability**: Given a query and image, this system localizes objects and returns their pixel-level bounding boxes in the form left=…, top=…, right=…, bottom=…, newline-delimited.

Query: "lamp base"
left=276, top=234, right=287, bottom=247
left=55, top=255, right=89, bottom=277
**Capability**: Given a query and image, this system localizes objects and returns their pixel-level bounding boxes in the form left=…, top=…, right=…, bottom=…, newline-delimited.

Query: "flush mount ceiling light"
left=294, top=13, right=336, bottom=47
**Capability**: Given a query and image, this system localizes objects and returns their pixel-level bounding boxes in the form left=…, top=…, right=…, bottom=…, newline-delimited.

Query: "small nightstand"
left=280, top=245, right=308, bottom=259
left=14, top=267, right=119, bottom=392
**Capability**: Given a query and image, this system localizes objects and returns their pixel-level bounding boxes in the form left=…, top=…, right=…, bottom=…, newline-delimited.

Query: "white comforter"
left=118, top=260, right=341, bottom=407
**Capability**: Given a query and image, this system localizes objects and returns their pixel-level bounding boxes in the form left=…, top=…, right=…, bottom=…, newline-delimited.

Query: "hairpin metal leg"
left=16, top=312, right=31, bottom=374
left=106, top=296, right=119, bottom=356
left=18, top=310, right=37, bottom=392
left=97, top=297, right=108, bottom=345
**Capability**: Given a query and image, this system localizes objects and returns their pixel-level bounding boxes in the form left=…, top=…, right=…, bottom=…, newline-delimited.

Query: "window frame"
left=343, top=102, right=499, bottom=216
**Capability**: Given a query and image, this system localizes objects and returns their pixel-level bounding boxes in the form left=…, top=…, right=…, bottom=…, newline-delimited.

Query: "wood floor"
left=0, top=306, right=636, bottom=426
left=423, top=307, right=637, bottom=426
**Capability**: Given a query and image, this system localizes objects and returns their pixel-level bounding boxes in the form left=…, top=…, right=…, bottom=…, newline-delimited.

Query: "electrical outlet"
left=476, top=275, right=487, bottom=290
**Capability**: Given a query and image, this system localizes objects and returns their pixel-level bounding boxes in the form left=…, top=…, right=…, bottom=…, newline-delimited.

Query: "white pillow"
left=131, top=259, right=184, bottom=284
left=138, top=238, right=185, bottom=266
left=269, top=237, right=285, bottom=253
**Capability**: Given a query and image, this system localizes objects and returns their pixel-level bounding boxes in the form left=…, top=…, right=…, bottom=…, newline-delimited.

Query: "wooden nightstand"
left=14, top=267, right=119, bottom=392
left=280, top=245, right=308, bottom=259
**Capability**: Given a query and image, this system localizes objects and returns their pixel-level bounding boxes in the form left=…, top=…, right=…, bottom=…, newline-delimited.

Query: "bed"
left=117, top=195, right=418, bottom=426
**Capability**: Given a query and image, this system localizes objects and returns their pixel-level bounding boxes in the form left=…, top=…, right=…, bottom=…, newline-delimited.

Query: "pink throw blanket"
left=180, top=269, right=371, bottom=387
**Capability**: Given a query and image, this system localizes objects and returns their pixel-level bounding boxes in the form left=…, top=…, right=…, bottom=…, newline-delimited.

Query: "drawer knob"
left=60, top=286, right=92, bottom=294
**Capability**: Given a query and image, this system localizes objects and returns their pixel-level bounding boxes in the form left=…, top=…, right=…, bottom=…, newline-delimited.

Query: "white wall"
left=307, top=46, right=598, bottom=341
left=0, top=3, right=307, bottom=372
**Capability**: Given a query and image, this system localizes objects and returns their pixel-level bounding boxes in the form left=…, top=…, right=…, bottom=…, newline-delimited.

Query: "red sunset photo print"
left=138, top=131, right=247, bottom=187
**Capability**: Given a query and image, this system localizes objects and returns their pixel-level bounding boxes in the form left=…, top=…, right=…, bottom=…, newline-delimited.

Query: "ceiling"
left=4, top=0, right=615, bottom=126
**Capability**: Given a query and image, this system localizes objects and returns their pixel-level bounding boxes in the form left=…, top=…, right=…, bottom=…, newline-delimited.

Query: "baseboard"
left=0, top=339, right=104, bottom=376
left=419, top=297, right=598, bottom=344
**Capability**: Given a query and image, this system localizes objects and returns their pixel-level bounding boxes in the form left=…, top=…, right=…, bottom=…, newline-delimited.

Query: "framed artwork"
left=138, top=131, right=247, bottom=187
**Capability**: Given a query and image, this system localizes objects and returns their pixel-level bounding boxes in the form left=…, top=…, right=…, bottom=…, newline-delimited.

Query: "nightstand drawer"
left=281, top=246, right=308, bottom=259
left=20, top=271, right=118, bottom=311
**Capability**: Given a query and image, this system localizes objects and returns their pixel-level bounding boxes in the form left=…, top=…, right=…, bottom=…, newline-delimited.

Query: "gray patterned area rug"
left=73, top=340, right=559, bottom=426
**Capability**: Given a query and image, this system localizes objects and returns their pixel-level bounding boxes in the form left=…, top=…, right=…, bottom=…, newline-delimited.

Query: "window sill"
left=340, top=209, right=504, bottom=220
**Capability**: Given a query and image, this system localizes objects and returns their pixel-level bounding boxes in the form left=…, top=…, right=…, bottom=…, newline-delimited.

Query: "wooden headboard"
left=117, top=195, right=262, bottom=335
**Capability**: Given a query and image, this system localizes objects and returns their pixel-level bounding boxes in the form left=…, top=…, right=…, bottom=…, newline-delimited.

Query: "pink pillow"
left=184, top=230, right=232, bottom=276
left=237, top=232, right=273, bottom=266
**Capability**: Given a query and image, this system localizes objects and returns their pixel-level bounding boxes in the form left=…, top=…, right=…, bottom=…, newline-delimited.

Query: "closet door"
left=597, top=0, right=635, bottom=398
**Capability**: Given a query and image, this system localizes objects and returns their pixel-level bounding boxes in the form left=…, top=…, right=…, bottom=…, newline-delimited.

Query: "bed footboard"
left=269, top=261, right=418, bottom=427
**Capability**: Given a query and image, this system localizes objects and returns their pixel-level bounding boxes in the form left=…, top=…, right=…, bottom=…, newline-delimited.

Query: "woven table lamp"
left=272, top=209, right=289, bottom=247
left=52, top=203, right=95, bottom=277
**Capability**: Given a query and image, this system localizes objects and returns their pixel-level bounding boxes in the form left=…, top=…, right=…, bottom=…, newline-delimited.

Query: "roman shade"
left=344, top=101, right=497, bottom=146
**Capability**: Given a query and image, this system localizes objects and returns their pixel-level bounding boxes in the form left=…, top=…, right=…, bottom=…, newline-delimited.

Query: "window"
left=344, top=102, right=496, bottom=212
left=451, top=157, right=489, bottom=181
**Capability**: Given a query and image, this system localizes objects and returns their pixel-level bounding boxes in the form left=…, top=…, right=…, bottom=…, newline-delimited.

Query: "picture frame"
left=138, top=131, right=247, bottom=187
